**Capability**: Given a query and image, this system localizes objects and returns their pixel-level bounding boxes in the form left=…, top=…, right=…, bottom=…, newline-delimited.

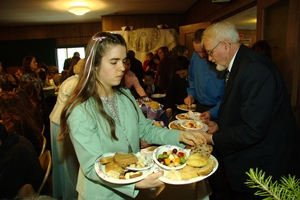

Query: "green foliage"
left=245, top=168, right=300, bottom=200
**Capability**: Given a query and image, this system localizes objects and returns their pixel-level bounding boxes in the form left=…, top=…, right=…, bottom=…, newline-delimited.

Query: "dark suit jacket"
left=214, top=44, right=300, bottom=192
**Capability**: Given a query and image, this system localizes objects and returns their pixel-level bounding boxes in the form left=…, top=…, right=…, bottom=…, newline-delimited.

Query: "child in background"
left=143, top=70, right=164, bottom=98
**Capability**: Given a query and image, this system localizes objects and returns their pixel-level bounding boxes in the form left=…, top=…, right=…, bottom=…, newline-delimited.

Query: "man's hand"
left=184, top=95, right=194, bottom=108
left=179, top=131, right=207, bottom=146
left=200, top=111, right=211, bottom=123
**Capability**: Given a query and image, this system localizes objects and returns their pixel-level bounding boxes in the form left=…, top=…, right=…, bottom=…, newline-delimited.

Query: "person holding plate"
left=59, top=32, right=207, bottom=200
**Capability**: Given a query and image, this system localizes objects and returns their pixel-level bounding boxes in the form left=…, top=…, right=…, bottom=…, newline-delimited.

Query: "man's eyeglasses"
left=206, top=42, right=222, bottom=56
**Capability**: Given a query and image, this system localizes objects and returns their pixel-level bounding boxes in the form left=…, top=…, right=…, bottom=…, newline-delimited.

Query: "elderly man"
left=200, top=21, right=300, bottom=199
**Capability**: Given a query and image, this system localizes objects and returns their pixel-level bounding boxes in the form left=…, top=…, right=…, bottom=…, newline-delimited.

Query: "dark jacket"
left=0, top=132, right=43, bottom=198
left=214, top=44, right=300, bottom=192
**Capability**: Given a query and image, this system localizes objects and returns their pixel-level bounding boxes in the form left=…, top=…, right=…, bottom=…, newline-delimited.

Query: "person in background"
left=200, top=21, right=300, bottom=199
left=171, top=44, right=189, bottom=59
left=251, top=39, right=272, bottom=58
left=0, top=123, right=43, bottom=199
left=143, top=70, right=164, bottom=98
left=150, top=53, right=159, bottom=72
left=0, top=74, right=18, bottom=92
left=165, top=56, right=190, bottom=120
left=0, top=91, right=43, bottom=155
left=59, top=32, right=207, bottom=200
left=155, top=46, right=173, bottom=93
left=184, top=29, right=225, bottom=121
left=127, top=50, right=144, bottom=85
left=18, top=81, right=43, bottom=113
left=142, top=52, right=154, bottom=71
left=21, top=56, right=43, bottom=100
left=67, top=56, right=81, bottom=77
left=49, top=59, right=84, bottom=200
left=124, top=56, right=147, bottom=98
left=64, top=52, right=80, bottom=71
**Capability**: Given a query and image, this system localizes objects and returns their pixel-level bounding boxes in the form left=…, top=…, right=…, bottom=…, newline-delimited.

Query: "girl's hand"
left=135, top=171, right=165, bottom=189
left=179, top=131, right=207, bottom=146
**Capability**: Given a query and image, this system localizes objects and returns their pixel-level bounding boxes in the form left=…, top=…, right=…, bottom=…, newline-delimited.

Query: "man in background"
left=63, top=52, right=80, bottom=71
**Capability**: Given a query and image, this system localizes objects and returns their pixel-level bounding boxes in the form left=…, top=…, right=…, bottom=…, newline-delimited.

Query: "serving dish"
left=152, top=145, right=190, bottom=170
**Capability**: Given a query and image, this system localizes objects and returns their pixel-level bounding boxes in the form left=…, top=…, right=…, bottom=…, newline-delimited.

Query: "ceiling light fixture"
left=68, top=3, right=90, bottom=15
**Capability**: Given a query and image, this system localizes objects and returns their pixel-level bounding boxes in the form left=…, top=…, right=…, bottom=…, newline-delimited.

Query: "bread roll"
left=180, top=165, right=199, bottom=180
left=190, top=144, right=213, bottom=159
left=186, top=153, right=208, bottom=167
left=196, top=158, right=215, bottom=176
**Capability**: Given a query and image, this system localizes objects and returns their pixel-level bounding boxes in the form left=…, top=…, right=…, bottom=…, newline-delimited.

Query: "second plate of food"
left=175, top=112, right=201, bottom=121
left=176, top=104, right=196, bottom=111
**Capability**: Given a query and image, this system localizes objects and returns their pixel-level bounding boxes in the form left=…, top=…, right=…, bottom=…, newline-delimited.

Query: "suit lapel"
left=221, top=45, right=248, bottom=106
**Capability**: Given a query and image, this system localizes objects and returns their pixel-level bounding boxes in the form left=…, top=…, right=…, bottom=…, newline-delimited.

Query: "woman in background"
left=0, top=91, right=43, bottom=155
left=21, top=56, right=43, bottom=100
left=49, top=59, right=84, bottom=200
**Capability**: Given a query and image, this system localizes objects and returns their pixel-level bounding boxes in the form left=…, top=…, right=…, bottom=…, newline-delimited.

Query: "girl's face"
left=30, top=58, right=38, bottom=71
left=98, top=45, right=127, bottom=90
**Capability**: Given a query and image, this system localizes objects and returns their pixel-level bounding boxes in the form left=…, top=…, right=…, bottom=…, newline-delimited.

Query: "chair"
left=39, top=136, right=46, bottom=159
left=37, top=150, right=52, bottom=194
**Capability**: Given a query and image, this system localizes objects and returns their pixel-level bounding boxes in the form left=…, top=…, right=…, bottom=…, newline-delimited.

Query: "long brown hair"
left=0, top=91, right=43, bottom=153
left=59, top=32, right=138, bottom=141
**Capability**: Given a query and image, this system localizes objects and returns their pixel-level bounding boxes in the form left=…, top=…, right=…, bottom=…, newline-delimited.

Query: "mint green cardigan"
left=68, top=88, right=182, bottom=199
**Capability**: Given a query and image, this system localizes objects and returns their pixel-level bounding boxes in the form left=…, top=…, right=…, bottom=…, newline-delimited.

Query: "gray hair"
left=202, top=21, right=240, bottom=44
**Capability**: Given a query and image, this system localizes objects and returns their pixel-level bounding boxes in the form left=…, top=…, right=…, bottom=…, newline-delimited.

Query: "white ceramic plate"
left=126, top=152, right=154, bottom=171
left=151, top=93, right=166, bottom=98
left=155, top=155, right=218, bottom=185
left=175, top=112, right=202, bottom=121
left=177, top=104, right=196, bottom=111
left=94, top=152, right=154, bottom=184
left=152, top=145, right=190, bottom=171
left=168, top=120, right=185, bottom=130
left=181, top=120, right=207, bottom=131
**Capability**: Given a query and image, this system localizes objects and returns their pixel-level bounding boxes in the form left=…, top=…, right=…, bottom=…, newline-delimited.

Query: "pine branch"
left=245, top=168, right=300, bottom=200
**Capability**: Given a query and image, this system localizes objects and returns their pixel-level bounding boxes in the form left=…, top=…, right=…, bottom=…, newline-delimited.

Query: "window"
left=56, top=47, right=85, bottom=73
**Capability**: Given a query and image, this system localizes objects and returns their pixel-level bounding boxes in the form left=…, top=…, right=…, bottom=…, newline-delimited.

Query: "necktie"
left=225, top=70, right=230, bottom=84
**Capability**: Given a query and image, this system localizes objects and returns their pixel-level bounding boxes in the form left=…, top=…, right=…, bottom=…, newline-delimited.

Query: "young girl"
left=59, top=32, right=206, bottom=199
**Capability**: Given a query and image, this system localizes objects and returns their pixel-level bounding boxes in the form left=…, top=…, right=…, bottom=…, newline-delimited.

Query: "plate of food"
left=168, top=120, right=186, bottom=131
left=175, top=112, right=201, bottom=121
left=151, top=93, right=166, bottom=98
left=177, top=104, right=196, bottom=111
left=153, top=145, right=190, bottom=170
left=95, top=152, right=154, bottom=184
left=154, top=144, right=218, bottom=185
left=181, top=120, right=208, bottom=131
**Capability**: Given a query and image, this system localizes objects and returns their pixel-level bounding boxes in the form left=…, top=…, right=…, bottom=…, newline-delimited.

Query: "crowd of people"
left=0, top=20, right=299, bottom=200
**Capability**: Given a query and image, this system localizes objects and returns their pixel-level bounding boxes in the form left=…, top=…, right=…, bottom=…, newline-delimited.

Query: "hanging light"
left=68, top=2, right=90, bottom=15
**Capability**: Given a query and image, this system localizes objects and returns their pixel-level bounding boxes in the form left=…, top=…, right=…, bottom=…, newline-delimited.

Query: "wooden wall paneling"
left=185, top=0, right=256, bottom=25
